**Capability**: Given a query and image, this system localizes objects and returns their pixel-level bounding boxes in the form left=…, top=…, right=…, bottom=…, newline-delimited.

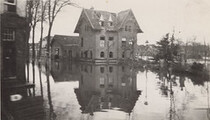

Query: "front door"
left=2, top=41, right=16, bottom=80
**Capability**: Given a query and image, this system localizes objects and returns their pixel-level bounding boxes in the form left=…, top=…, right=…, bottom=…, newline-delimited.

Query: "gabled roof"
left=74, top=9, right=143, bottom=33
left=51, top=35, right=80, bottom=46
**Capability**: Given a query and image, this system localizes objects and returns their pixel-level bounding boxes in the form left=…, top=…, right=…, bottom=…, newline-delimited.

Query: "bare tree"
left=38, top=0, right=48, bottom=61
left=45, top=0, right=80, bottom=59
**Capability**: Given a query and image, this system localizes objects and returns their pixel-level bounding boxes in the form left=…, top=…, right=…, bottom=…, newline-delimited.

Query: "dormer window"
left=4, top=0, right=16, bottom=13
left=99, top=21, right=104, bottom=27
left=108, top=15, right=113, bottom=26
left=99, top=15, right=104, bottom=27
left=109, top=22, right=113, bottom=26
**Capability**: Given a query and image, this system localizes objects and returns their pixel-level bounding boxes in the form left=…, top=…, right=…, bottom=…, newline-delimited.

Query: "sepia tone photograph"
left=1, top=0, right=210, bottom=120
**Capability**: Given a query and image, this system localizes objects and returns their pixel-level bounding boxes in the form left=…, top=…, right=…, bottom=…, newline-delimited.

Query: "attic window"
left=99, top=21, right=104, bottom=27
left=108, top=15, right=113, bottom=26
left=99, top=15, right=104, bottom=27
left=109, top=22, right=113, bottom=26
left=4, top=0, right=16, bottom=12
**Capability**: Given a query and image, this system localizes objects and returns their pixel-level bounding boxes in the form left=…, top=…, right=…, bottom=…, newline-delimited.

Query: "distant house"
left=51, top=35, right=80, bottom=60
left=29, top=43, right=40, bottom=57
left=39, top=36, right=53, bottom=57
left=74, top=8, right=143, bottom=63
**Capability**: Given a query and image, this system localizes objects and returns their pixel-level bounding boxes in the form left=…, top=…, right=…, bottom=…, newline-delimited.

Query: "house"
left=0, top=0, right=42, bottom=119
left=51, top=35, right=80, bottom=60
left=0, top=0, right=27, bottom=83
left=74, top=8, right=143, bottom=63
left=39, top=36, right=53, bottom=57
left=74, top=64, right=141, bottom=114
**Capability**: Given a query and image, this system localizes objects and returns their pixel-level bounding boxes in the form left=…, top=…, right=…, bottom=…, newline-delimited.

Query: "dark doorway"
left=69, top=50, right=72, bottom=59
left=2, top=41, right=16, bottom=80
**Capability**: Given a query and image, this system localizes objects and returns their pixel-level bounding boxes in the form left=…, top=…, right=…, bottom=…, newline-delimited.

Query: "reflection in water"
left=144, top=66, right=148, bottom=105
left=46, top=60, right=56, bottom=120
left=73, top=63, right=141, bottom=115
left=4, top=60, right=210, bottom=120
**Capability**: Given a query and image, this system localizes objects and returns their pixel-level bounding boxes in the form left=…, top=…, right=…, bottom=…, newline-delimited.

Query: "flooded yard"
left=4, top=60, right=210, bottom=120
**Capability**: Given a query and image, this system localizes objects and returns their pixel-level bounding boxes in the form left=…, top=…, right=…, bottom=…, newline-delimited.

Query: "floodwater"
left=4, top=60, right=210, bottom=120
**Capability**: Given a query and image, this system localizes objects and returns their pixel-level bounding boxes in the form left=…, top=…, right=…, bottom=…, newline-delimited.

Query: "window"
left=122, top=41, right=126, bottom=47
left=109, top=52, right=113, bottom=58
left=128, top=26, right=132, bottom=32
left=125, top=26, right=128, bottom=31
left=64, top=50, right=67, bottom=56
left=69, top=50, right=72, bottom=58
left=100, top=40, right=105, bottom=47
left=84, top=65, right=88, bottom=73
left=100, top=36, right=105, bottom=47
left=108, top=77, right=113, bottom=87
left=109, top=37, right=114, bottom=41
left=122, top=66, right=125, bottom=72
left=81, top=75, right=83, bottom=85
left=55, top=48, right=59, bottom=55
left=90, top=51, right=92, bottom=59
left=55, top=61, right=60, bottom=70
left=109, top=22, right=113, bottom=26
left=100, top=67, right=105, bottom=73
left=81, top=51, right=83, bottom=58
left=84, top=51, right=88, bottom=58
left=100, top=52, right=105, bottom=58
left=100, top=36, right=105, bottom=40
left=109, top=66, right=113, bottom=73
left=122, top=38, right=126, bottom=47
left=122, top=52, right=125, bottom=58
left=99, top=21, right=104, bottom=27
left=4, top=0, right=16, bottom=12
left=100, top=77, right=105, bottom=87
left=81, top=38, right=83, bottom=47
left=2, top=28, right=15, bottom=41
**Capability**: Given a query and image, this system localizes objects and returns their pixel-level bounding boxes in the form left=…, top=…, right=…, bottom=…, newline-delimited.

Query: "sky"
left=34, top=0, right=210, bottom=45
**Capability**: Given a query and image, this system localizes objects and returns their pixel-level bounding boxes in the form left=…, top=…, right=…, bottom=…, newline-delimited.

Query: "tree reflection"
left=46, top=59, right=56, bottom=120
left=158, top=63, right=181, bottom=120
left=38, top=63, right=43, bottom=97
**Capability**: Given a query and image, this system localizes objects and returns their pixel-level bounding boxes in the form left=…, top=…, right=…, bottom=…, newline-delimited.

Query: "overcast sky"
left=34, top=0, right=210, bottom=45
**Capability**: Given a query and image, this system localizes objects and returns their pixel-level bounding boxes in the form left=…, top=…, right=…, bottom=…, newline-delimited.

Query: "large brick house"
left=0, top=0, right=27, bottom=84
left=74, top=8, right=143, bottom=63
left=1, top=1, right=45, bottom=119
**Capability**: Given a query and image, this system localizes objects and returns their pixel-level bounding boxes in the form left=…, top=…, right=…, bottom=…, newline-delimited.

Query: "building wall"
left=118, top=17, right=138, bottom=59
left=1, top=12, right=27, bottom=82
left=63, top=46, right=80, bottom=59
left=79, top=17, right=96, bottom=60
left=51, top=41, right=80, bottom=60
left=0, top=0, right=26, bottom=17
left=95, top=30, right=118, bottom=61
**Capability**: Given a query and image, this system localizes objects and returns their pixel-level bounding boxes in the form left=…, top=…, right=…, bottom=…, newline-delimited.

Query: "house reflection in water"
left=74, top=64, right=141, bottom=115
left=50, top=60, right=81, bottom=82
